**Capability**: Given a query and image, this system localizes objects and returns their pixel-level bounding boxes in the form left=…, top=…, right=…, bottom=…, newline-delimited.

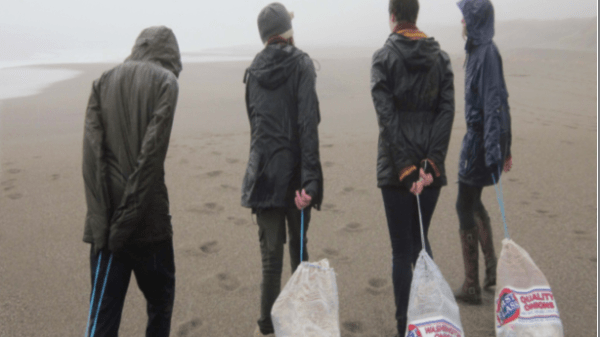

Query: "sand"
left=0, top=45, right=596, bottom=336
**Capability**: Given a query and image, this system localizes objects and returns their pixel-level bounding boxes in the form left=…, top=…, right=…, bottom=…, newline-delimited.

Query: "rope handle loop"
left=300, top=209, right=305, bottom=263
left=492, top=168, right=510, bottom=240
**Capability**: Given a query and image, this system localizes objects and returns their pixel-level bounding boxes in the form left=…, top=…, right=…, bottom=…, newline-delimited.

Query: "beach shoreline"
left=0, top=45, right=596, bottom=336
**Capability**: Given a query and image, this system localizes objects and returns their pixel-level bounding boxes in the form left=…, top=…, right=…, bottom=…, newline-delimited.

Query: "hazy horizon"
left=2, top=0, right=597, bottom=65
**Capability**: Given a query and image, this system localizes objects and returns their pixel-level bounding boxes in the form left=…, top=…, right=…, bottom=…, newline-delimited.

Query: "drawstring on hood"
left=457, top=0, right=495, bottom=53
left=126, top=26, right=182, bottom=78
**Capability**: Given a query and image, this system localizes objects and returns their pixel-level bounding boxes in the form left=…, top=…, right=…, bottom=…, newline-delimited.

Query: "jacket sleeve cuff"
left=420, top=159, right=441, bottom=178
left=399, top=165, right=419, bottom=189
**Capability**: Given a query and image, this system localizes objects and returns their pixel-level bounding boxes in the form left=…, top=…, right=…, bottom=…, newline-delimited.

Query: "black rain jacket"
left=458, top=0, right=512, bottom=186
left=371, top=32, right=455, bottom=188
left=82, top=26, right=182, bottom=254
left=242, top=43, right=323, bottom=210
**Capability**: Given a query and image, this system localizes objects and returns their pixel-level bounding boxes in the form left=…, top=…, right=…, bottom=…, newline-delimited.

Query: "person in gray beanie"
left=242, top=3, right=323, bottom=337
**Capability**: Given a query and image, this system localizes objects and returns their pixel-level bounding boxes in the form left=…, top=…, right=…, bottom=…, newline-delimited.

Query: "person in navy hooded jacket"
left=454, top=0, right=512, bottom=304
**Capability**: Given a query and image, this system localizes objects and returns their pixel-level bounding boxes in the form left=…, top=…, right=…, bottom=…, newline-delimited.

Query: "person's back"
left=371, top=23, right=454, bottom=189
left=242, top=42, right=322, bottom=209
left=82, top=26, right=181, bottom=337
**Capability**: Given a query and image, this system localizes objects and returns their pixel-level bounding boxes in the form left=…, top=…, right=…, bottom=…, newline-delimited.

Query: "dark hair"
left=389, top=0, right=419, bottom=23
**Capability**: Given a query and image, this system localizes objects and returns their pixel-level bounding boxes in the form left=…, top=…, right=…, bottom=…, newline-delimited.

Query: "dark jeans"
left=86, top=240, right=175, bottom=337
left=455, top=182, right=486, bottom=231
left=256, top=207, right=310, bottom=335
left=381, top=186, right=441, bottom=335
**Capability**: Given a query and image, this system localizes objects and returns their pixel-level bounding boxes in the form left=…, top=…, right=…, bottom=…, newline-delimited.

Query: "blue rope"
left=85, top=251, right=103, bottom=337
left=90, top=253, right=113, bottom=337
left=492, top=171, right=510, bottom=240
left=300, top=209, right=304, bottom=263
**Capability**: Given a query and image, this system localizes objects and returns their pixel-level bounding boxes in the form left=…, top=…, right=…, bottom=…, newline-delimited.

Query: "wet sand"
left=0, top=45, right=596, bottom=336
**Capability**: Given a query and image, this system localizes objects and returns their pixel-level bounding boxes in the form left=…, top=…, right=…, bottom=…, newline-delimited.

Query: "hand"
left=410, top=180, right=424, bottom=195
left=419, top=168, right=433, bottom=187
left=295, top=189, right=312, bottom=210
left=503, top=156, right=512, bottom=173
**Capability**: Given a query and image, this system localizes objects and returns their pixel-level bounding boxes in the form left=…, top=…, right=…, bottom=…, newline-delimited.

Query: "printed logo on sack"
left=406, top=324, right=422, bottom=337
left=496, top=288, right=521, bottom=326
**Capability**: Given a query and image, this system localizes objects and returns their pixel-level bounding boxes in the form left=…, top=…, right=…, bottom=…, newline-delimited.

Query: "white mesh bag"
left=271, top=258, right=341, bottom=337
left=405, top=250, right=465, bottom=337
left=490, top=175, right=564, bottom=337
left=405, top=166, right=464, bottom=337
left=495, top=239, right=564, bottom=337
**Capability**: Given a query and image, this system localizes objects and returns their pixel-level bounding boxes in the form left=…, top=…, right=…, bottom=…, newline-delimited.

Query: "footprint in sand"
left=318, top=248, right=350, bottom=264
left=322, top=144, right=334, bottom=148
left=341, top=222, right=365, bottom=233
left=573, top=230, right=587, bottom=235
left=216, top=272, right=240, bottom=291
left=342, top=320, right=364, bottom=334
left=3, top=186, right=15, bottom=192
left=179, top=158, right=189, bottom=165
left=1, top=179, right=16, bottom=186
left=7, top=193, right=23, bottom=200
left=186, top=203, right=224, bottom=215
left=324, top=161, right=335, bottom=168
left=508, top=178, right=518, bottom=182
left=211, top=151, right=222, bottom=156
left=177, top=318, right=202, bottom=337
left=51, top=174, right=60, bottom=181
left=200, top=241, right=221, bottom=254
left=220, top=184, right=238, bottom=191
left=322, top=203, right=338, bottom=212
left=204, top=170, right=222, bottom=178
left=590, top=257, right=597, bottom=263
left=521, top=201, right=530, bottom=205
left=7, top=169, right=21, bottom=174
left=227, top=216, right=252, bottom=226
left=366, top=277, right=390, bottom=295
left=535, top=209, right=548, bottom=214
left=225, top=158, right=239, bottom=164
left=342, top=187, right=354, bottom=193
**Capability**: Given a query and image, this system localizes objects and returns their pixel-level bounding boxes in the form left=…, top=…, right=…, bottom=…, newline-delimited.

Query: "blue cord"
left=85, top=251, right=103, bottom=337
left=90, top=253, right=113, bottom=337
left=300, top=209, right=304, bottom=263
left=492, top=171, right=510, bottom=240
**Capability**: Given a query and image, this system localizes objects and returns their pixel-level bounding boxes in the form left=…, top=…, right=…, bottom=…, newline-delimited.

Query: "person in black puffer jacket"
left=370, top=0, right=454, bottom=335
left=242, top=3, right=323, bottom=336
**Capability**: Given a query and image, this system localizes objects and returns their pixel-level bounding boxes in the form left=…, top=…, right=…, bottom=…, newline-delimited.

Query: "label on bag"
left=496, top=287, right=561, bottom=328
left=406, top=317, right=463, bottom=337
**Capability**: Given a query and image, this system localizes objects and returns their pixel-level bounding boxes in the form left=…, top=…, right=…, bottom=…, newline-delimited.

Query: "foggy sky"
left=2, top=0, right=597, bottom=59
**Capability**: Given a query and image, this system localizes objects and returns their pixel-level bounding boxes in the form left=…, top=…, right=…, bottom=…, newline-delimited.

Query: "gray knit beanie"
left=257, top=2, right=294, bottom=44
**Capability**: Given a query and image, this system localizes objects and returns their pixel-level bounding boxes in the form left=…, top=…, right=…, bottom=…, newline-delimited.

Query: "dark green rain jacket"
left=82, top=26, right=182, bottom=254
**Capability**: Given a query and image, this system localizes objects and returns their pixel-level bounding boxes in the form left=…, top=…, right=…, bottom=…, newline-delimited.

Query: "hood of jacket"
left=458, top=0, right=495, bottom=50
left=247, top=44, right=305, bottom=90
left=386, top=33, right=441, bottom=71
left=125, top=26, right=182, bottom=78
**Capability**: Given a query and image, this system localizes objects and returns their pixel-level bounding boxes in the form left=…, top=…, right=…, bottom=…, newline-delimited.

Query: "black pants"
left=381, top=186, right=441, bottom=335
left=86, top=240, right=175, bottom=337
left=256, top=207, right=310, bottom=335
left=455, top=182, right=486, bottom=231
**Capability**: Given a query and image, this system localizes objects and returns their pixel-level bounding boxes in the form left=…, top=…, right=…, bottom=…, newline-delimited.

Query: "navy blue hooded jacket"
left=458, top=0, right=512, bottom=186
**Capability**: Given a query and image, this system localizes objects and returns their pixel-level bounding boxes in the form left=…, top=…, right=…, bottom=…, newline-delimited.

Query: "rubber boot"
left=475, top=209, right=497, bottom=290
left=454, top=227, right=482, bottom=304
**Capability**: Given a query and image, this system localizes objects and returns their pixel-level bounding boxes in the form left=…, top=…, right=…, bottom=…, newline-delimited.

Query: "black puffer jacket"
left=82, top=26, right=181, bottom=254
left=241, top=43, right=323, bottom=210
left=371, top=32, right=454, bottom=188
